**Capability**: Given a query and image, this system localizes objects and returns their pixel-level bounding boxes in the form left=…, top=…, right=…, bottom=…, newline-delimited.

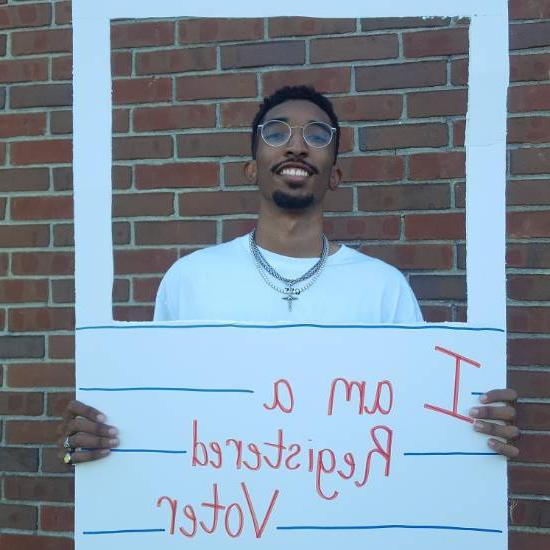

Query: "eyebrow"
left=269, top=117, right=324, bottom=124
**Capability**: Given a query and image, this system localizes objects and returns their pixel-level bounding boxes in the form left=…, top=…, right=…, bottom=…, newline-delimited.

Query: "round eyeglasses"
left=258, top=119, right=336, bottom=149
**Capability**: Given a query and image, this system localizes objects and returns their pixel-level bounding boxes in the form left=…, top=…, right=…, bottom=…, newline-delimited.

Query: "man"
left=59, top=85, right=519, bottom=464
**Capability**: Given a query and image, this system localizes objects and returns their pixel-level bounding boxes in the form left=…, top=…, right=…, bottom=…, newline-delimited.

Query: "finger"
left=63, top=433, right=119, bottom=450
left=480, top=389, right=518, bottom=404
left=66, top=418, right=118, bottom=438
left=69, top=448, right=112, bottom=464
left=473, top=421, right=520, bottom=440
left=64, top=400, right=107, bottom=423
left=488, top=438, right=519, bottom=458
left=469, top=405, right=516, bottom=422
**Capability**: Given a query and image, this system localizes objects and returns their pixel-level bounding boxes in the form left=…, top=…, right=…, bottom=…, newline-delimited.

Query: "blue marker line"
left=404, top=452, right=499, bottom=456
left=76, top=323, right=504, bottom=333
left=471, top=392, right=484, bottom=396
left=83, top=529, right=165, bottom=535
left=276, top=524, right=502, bottom=533
left=78, top=386, right=254, bottom=393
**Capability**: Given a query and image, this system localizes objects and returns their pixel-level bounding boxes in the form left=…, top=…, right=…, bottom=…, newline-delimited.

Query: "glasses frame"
left=257, top=119, right=337, bottom=149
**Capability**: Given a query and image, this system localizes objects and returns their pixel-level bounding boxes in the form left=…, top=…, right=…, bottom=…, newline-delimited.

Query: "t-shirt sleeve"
left=391, top=275, right=424, bottom=323
left=153, top=273, right=173, bottom=321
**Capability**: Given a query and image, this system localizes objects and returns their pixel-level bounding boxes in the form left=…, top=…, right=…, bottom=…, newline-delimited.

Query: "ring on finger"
left=63, top=435, right=73, bottom=450
left=63, top=451, right=74, bottom=465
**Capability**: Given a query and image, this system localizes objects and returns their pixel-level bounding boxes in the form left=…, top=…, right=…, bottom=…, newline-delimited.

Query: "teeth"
left=280, top=167, right=309, bottom=177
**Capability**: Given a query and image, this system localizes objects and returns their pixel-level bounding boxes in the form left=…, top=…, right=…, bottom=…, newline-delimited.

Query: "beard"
left=272, top=190, right=315, bottom=210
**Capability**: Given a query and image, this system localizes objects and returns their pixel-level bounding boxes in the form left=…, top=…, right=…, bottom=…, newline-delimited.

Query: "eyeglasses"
left=257, top=119, right=336, bottom=149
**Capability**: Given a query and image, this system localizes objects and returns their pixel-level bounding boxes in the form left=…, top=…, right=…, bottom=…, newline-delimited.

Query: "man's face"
left=246, top=99, right=342, bottom=211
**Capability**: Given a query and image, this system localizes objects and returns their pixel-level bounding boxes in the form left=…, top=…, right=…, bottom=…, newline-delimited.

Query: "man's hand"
left=57, top=400, right=119, bottom=465
left=470, top=388, right=519, bottom=458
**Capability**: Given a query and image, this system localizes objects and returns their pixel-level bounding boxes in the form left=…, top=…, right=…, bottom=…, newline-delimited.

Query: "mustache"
left=271, top=160, right=317, bottom=175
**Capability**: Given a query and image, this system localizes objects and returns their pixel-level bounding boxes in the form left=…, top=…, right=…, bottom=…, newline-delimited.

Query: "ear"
left=328, top=164, right=342, bottom=191
left=244, top=160, right=258, bottom=185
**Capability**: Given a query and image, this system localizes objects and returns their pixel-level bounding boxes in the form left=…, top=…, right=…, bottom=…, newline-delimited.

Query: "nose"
left=285, top=127, right=308, bottom=154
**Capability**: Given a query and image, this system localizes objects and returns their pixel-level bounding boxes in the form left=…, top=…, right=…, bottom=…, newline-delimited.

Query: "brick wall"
left=0, top=1, right=549, bottom=548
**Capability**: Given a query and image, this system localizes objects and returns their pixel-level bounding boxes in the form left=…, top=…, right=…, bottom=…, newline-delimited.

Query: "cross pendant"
left=283, top=294, right=298, bottom=312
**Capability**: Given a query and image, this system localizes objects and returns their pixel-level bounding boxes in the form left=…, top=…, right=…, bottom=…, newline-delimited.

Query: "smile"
left=279, top=167, right=310, bottom=177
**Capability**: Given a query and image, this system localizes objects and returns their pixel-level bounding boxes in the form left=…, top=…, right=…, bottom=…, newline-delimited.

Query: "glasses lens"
left=262, top=120, right=290, bottom=146
left=304, top=122, right=332, bottom=147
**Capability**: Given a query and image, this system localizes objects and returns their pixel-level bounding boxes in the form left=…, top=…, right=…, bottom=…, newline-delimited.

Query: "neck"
left=255, top=203, right=325, bottom=258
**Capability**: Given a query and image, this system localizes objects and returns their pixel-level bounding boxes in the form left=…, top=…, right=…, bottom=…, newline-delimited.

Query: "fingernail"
left=109, top=439, right=119, bottom=447
left=97, top=414, right=107, bottom=423
left=488, top=439, right=497, bottom=449
left=473, top=421, right=483, bottom=432
left=469, top=407, right=479, bottom=417
left=108, top=428, right=118, bottom=436
left=479, top=394, right=488, bottom=403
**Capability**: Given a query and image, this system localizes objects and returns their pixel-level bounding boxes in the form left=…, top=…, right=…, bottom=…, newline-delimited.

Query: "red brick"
left=55, top=1, right=71, bottom=25
left=179, top=190, right=259, bottom=216
left=263, top=67, right=350, bottom=95
left=511, top=147, right=550, bottom=175
left=408, top=90, right=467, bottom=117
left=405, top=212, right=465, bottom=240
left=113, top=136, right=172, bottom=161
left=221, top=101, right=261, bottom=128
left=409, top=275, right=466, bottom=300
left=409, top=152, right=465, bottom=180
left=0, top=58, right=48, bottom=83
left=356, top=61, right=446, bottom=91
left=113, top=77, right=172, bottom=105
left=176, top=73, right=257, bottom=101
left=113, top=192, right=174, bottom=217
left=46, top=391, right=74, bottom=416
left=360, top=122, right=448, bottom=150
left=48, top=335, right=74, bottom=360
left=332, top=95, right=402, bottom=122
left=6, top=420, right=58, bottom=444
left=41, top=447, right=72, bottom=474
left=224, top=161, right=252, bottom=186
left=12, top=252, right=74, bottom=276
left=136, top=46, right=216, bottom=75
left=179, top=18, right=263, bottom=43
left=508, top=307, right=550, bottom=333
left=51, top=279, right=74, bottom=304
left=53, top=224, right=73, bottom=247
left=510, top=53, right=550, bottom=82
left=5, top=476, right=74, bottom=502
left=0, top=280, right=48, bottom=303
left=508, top=338, right=550, bottom=366
left=9, top=307, right=74, bottom=332
left=508, top=275, right=550, bottom=301
left=0, top=168, right=48, bottom=192
left=10, top=83, right=72, bottom=108
left=403, top=28, right=468, bottom=57
left=453, top=119, right=465, bottom=147
left=510, top=532, right=550, bottom=550
left=325, top=188, right=353, bottom=212
left=0, top=503, right=37, bottom=530
left=0, top=4, right=51, bottom=30
left=112, top=165, right=132, bottom=190
left=50, top=110, right=73, bottom=134
left=324, top=216, right=400, bottom=240
left=52, top=55, right=71, bottom=80
left=361, top=17, right=451, bottom=31
left=510, top=0, right=550, bottom=19
left=0, top=225, right=49, bottom=247
left=113, top=279, right=130, bottom=303
left=310, top=34, right=398, bottom=64
left=507, top=243, right=550, bottom=269
left=41, top=506, right=73, bottom=532
left=269, top=17, right=354, bottom=37
left=509, top=84, right=550, bottom=112
left=0, top=446, right=38, bottom=471
left=133, top=277, right=162, bottom=303
left=11, top=139, right=71, bottom=165
left=222, top=41, right=305, bottom=69
left=12, top=28, right=71, bottom=55
left=517, top=403, right=550, bottom=431
left=114, top=305, right=154, bottom=322
left=135, top=162, right=219, bottom=189
left=222, top=219, right=257, bottom=241
left=177, top=132, right=249, bottom=158
left=111, top=21, right=174, bottom=48
left=0, top=391, right=43, bottom=416
left=134, top=104, right=216, bottom=132
left=508, top=211, right=550, bottom=238
left=111, top=51, right=132, bottom=77
left=135, top=221, right=216, bottom=245
left=515, top=433, right=550, bottom=462
left=358, top=183, right=450, bottom=211
left=422, top=305, right=453, bottom=323
left=508, top=116, right=550, bottom=144
left=0, top=535, right=73, bottom=550
left=509, top=371, right=550, bottom=400
left=0, top=336, right=44, bottom=359
left=339, top=156, right=404, bottom=182
left=11, top=195, right=73, bottom=220
left=361, top=244, right=453, bottom=270
left=114, top=249, right=178, bottom=275
left=510, top=22, right=550, bottom=50
left=510, top=465, right=550, bottom=495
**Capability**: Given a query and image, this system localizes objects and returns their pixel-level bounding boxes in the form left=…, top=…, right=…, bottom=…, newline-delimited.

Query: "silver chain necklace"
left=249, top=229, right=329, bottom=312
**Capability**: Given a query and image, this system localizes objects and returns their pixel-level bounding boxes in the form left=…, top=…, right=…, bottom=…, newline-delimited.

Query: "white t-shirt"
left=154, top=234, right=423, bottom=324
